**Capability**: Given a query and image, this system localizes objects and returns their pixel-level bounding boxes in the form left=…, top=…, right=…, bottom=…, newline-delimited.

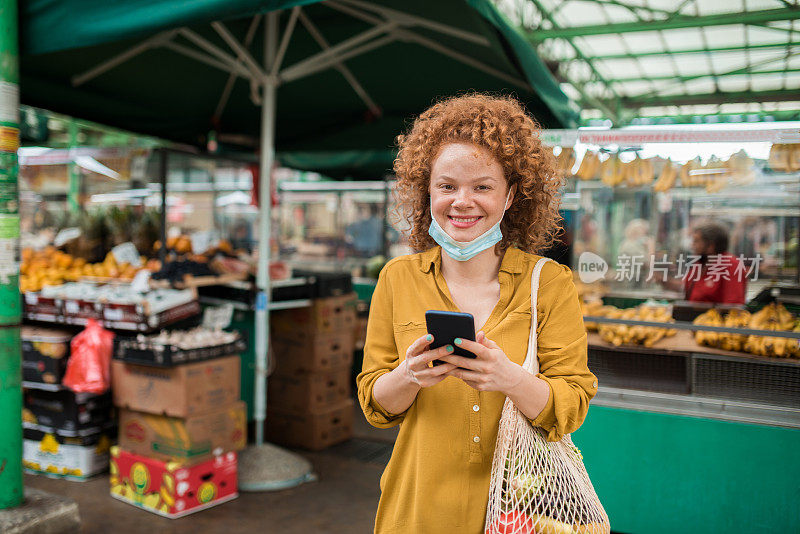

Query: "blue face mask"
left=428, top=190, right=511, bottom=262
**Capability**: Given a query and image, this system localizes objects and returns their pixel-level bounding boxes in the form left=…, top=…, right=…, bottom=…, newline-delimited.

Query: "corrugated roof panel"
left=747, top=0, right=788, bottom=9
left=695, top=0, right=741, bottom=16
left=552, top=2, right=610, bottom=26
left=574, top=34, right=629, bottom=56
left=681, top=78, right=718, bottom=94
left=674, top=59, right=716, bottom=78
left=717, top=77, right=751, bottom=92
left=594, top=58, right=641, bottom=73
left=659, top=29, right=706, bottom=51
left=620, top=31, right=677, bottom=53
left=751, top=74, right=789, bottom=91
left=702, top=25, right=749, bottom=47
left=637, top=56, right=679, bottom=77
left=709, top=52, right=757, bottom=72
left=615, top=80, right=656, bottom=96
left=746, top=25, right=795, bottom=45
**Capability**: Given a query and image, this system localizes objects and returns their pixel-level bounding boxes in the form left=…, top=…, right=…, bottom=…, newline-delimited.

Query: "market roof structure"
left=494, top=0, right=800, bottom=124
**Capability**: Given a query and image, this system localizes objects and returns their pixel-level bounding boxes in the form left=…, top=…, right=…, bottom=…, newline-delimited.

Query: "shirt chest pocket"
left=393, top=320, right=427, bottom=361
left=501, top=310, right=532, bottom=366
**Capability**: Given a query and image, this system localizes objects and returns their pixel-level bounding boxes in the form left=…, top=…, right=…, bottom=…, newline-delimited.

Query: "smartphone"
left=425, top=310, right=476, bottom=365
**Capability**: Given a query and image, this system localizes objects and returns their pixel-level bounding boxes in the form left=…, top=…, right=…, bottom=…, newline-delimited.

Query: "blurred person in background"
left=684, top=221, right=746, bottom=304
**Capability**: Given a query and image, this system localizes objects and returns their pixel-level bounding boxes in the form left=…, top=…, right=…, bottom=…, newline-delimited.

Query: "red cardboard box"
left=110, top=446, right=237, bottom=518
left=111, top=355, right=240, bottom=417
left=118, top=402, right=246, bottom=462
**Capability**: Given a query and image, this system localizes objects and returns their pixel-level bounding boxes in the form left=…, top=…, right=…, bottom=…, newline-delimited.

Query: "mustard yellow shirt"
left=357, top=246, right=598, bottom=534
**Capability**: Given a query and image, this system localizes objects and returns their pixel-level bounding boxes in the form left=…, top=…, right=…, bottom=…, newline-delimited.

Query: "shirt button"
left=473, top=436, right=480, bottom=443
left=593, top=380, right=598, bottom=388
left=472, top=405, right=480, bottom=412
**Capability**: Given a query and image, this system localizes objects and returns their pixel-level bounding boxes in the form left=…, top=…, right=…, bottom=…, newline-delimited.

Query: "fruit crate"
left=114, top=336, right=246, bottom=367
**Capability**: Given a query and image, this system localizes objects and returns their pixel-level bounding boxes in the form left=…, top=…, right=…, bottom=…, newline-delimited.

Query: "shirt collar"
left=418, top=245, right=524, bottom=274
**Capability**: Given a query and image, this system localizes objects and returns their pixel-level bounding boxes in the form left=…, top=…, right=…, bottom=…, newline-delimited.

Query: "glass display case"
left=548, top=127, right=800, bottom=302
left=275, top=179, right=409, bottom=276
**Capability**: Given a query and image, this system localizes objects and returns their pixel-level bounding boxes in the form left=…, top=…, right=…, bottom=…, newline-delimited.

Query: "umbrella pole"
left=239, top=10, right=314, bottom=492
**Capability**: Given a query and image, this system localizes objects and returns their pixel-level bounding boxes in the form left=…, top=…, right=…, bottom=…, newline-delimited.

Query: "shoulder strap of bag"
left=522, top=257, right=551, bottom=375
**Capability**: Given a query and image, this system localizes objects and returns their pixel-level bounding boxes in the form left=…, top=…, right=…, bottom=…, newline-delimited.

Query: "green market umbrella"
left=19, top=0, right=578, bottom=490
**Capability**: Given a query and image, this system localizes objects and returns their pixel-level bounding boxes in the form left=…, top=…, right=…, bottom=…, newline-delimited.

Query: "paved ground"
left=23, top=409, right=399, bottom=534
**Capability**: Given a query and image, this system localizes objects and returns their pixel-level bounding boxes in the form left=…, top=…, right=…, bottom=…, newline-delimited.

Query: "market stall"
left=541, top=126, right=800, bottom=533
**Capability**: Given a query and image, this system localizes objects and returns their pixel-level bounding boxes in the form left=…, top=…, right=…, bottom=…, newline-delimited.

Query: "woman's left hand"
left=439, top=331, right=525, bottom=394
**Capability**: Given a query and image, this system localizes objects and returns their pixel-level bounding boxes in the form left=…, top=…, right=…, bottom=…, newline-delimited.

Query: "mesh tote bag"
left=485, top=258, right=610, bottom=534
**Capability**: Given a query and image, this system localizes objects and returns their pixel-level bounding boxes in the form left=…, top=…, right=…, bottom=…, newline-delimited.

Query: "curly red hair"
left=393, top=93, right=563, bottom=254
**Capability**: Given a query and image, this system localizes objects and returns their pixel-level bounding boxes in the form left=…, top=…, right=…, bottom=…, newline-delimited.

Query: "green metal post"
left=68, top=119, right=80, bottom=213
left=0, top=0, right=23, bottom=510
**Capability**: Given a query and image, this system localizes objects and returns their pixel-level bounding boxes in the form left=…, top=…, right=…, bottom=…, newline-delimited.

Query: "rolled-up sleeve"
left=529, top=264, right=598, bottom=441
left=356, top=266, right=405, bottom=428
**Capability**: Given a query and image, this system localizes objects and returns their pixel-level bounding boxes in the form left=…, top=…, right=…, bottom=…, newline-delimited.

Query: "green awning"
left=20, top=0, right=578, bottom=176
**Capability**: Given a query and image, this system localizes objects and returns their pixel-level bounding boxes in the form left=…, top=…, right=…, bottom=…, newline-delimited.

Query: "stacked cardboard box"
left=110, top=352, right=244, bottom=518
left=21, top=326, right=115, bottom=481
left=268, top=293, right=356, bottom=450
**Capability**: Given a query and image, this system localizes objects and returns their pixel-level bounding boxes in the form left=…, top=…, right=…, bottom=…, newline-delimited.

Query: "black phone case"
left=425, top=310, right=476, bottom=365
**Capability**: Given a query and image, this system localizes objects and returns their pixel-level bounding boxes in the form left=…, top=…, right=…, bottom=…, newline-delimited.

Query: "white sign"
left=54, top=228, right=81, bottom=247
left=202, top=304, right=234, bottom=330
left=130, top=270, right=151, bottom=294
left=111, top=242, right=142, bottom=267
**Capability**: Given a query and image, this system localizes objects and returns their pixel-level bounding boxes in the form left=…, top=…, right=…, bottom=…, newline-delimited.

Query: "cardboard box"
left=268, top=367, right=351, bottom=413
left=110, top=446, right=238, bottom=519
left=111, top=355, right=240, bottom=417
left=22, top=426, right=114, bottom=480
left=272, top=332, right=354, bottom=374
left=22, top=388, right=113, bottom=434
left=21, top=326, right=72, bottom=384
left=266, top=399, right=354, bottom=451
left=270, top=293, right=357, bottom=341
left=118, top=401, right=246, bottom=461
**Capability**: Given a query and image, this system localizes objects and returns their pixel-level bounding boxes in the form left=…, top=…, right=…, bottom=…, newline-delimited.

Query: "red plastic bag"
left=63, top=319, right=115, bottom=394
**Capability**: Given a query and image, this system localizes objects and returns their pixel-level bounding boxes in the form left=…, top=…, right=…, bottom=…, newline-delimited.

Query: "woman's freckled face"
left=429, top=143, right=512, bottom=242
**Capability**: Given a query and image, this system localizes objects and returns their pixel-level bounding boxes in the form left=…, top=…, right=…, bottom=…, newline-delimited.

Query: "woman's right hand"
left=402, top=334, right=458, bottom=388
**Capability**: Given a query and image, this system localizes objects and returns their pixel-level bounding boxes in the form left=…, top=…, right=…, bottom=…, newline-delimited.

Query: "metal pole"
left=68, top=119, right=80, bottom=213
left=158, top=149, right=167, bottom=264
left=254, top=11, right=278, bottom=446
left=0, top=0, right=23, bottom=509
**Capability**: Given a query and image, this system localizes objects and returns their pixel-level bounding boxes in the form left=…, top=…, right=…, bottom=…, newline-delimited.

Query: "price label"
left=202, top=304, right=233, bottom=330
left=111, top=242, right=142, bottom=267
left=104, top=307, right=124, bottom=321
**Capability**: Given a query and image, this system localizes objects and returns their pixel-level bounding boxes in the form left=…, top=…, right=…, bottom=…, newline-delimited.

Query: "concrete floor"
left=23, top=409, right=400, bottom=534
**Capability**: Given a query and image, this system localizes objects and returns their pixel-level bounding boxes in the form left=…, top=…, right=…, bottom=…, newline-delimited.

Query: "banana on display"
left=768, top=143, right=791, bottom=172
left=679, top=157, right=703, bottom=188
left=625, top=157, right=655, bottom=187
left=653, top=158, right=678, bottom=192
left=597, top=304, right=676, bottom=347
left=575, top=151, right=601, bottom=180
left=696, top=304, right=799, bottom=359
left=599, top=154, right=625, bottom=187
left=725, top=149, right=755, bottom=185
left=554, top=147, right=576, bottom=178
left=703, top=156, right=728, bottom=193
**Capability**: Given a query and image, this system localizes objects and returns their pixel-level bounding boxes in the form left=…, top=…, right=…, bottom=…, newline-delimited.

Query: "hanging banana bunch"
left=653, top=158, right=678, bottom=192
left=725, top=149, right=755, bottom=185
left=704, top=156, right=728, bottom=193
left=554, top=147, right=576, bottom=178
left=679, top=157, right=703, bottom=187
left=626, top=156, right=655, bottom=187
left=768, top=143, right=791, bottom=172
left=575, top=150, right=601, bottom=180
left=600, top=154, right=625, bottom=187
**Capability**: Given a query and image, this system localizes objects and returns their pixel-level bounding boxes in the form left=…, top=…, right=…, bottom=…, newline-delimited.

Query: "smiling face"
left=429, top=142, right=512, bottom=243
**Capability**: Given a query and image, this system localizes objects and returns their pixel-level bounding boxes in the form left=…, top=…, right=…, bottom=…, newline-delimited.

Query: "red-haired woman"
left=357, top=94, right=597, bottom=533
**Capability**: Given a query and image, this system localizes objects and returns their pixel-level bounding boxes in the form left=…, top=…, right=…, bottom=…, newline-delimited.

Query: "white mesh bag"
left=485, top=258, right=610, bottom=534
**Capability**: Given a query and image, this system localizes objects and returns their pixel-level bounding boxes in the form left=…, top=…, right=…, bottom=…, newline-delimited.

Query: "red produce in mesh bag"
left=63, top=319, right=115, bottom=394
